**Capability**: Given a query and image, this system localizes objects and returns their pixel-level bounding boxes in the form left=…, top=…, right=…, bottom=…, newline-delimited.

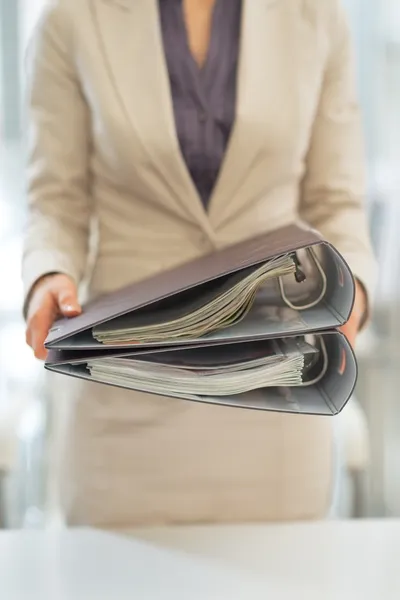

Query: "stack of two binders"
left=45, top=225, right=357, bottom=416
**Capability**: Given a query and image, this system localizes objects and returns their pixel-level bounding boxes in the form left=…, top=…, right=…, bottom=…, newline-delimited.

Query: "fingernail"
left=62, top=304, right=78, bottom=312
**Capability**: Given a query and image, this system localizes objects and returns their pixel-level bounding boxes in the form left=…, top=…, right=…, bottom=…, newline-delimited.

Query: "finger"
left=31, top=327, right=49, bottom=361
left=339, top=323, right=356, bottom=349
left=56, top=285, right=82, bottom=317
left=31, top=318, right=51, bottom=360
left=28, top=308, right=55, bottom=359
left=33, top=340, right=48, bottom=361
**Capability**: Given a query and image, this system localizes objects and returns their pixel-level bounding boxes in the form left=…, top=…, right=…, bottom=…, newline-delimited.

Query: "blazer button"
left=198, top=112, right=207, bottom=123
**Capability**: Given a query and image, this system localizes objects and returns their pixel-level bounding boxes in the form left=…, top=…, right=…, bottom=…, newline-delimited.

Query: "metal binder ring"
left=278, top=247, right=328, bottom=311
left=301, top=336, right=329, bottom=387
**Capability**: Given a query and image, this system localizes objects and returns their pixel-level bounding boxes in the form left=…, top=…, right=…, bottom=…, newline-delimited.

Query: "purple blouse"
left=159, top=0, right=242, bottom=208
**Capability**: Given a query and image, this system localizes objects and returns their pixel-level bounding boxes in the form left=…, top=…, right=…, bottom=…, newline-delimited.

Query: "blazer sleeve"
left=22, top=1, right=92, bottom=311
left=299, top=0, right=377, bottom=318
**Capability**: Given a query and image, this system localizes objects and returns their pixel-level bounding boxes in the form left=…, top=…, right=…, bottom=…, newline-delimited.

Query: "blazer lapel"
left=92, top=0, right=215, bottom=239
left=209, top=0, right=299, bottom=228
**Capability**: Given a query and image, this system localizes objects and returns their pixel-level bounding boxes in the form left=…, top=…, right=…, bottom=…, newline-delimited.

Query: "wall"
left=0, top=0, right=21, bottom=139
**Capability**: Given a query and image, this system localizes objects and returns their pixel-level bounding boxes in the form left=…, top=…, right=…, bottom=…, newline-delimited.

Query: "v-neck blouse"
left=158, top=0, right=242, bottom=208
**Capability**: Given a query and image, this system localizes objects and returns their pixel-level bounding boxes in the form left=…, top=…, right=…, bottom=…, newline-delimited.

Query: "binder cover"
left=45, top=331, right=356, bottom=416
left=45, top=225, right=355, bottom=351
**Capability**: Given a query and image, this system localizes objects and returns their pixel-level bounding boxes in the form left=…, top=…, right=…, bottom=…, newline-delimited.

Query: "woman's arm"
left=22, top=0, right=92, bottom=313
left=299, top=0, right=376, bottom=334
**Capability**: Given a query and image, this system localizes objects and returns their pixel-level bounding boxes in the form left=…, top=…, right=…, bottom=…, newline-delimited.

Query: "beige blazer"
left=23, top=0, right=376, bottom=528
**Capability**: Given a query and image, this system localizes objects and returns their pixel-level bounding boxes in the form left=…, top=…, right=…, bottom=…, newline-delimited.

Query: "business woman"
left=23, top=0, right=375, bottom=528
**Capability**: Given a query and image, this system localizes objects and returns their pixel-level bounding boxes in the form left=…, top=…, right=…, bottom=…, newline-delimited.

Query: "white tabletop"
left=1, top=520, right=400, bottom=599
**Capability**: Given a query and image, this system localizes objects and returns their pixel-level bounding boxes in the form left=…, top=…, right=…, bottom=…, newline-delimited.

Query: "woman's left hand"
left=339, top=280, right=367, bottom=349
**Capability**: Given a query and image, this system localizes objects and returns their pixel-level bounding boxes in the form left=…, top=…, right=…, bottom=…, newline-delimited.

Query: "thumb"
left=55, top=281, right=82, bottom=317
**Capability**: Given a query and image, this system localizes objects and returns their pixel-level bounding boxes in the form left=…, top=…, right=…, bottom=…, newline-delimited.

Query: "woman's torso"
left=70, top=0, right=325, bottom=297
left=49, top=0, right=334, bottom=528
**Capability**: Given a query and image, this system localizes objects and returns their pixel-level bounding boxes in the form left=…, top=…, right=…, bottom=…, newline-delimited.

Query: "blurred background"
left=0, top=0, right=399, bottom=528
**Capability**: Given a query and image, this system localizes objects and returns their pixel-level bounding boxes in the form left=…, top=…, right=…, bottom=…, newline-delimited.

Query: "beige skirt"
left=47, top=373, right=334, bottom=529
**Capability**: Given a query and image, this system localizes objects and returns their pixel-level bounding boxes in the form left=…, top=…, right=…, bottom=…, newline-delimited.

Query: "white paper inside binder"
left=92, top=254, right=296, bottom=344
left=86, top=339, right=319, bottom=399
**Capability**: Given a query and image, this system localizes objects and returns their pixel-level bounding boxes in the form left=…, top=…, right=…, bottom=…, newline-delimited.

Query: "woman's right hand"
left=26, top=274, right=82, bottom=360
